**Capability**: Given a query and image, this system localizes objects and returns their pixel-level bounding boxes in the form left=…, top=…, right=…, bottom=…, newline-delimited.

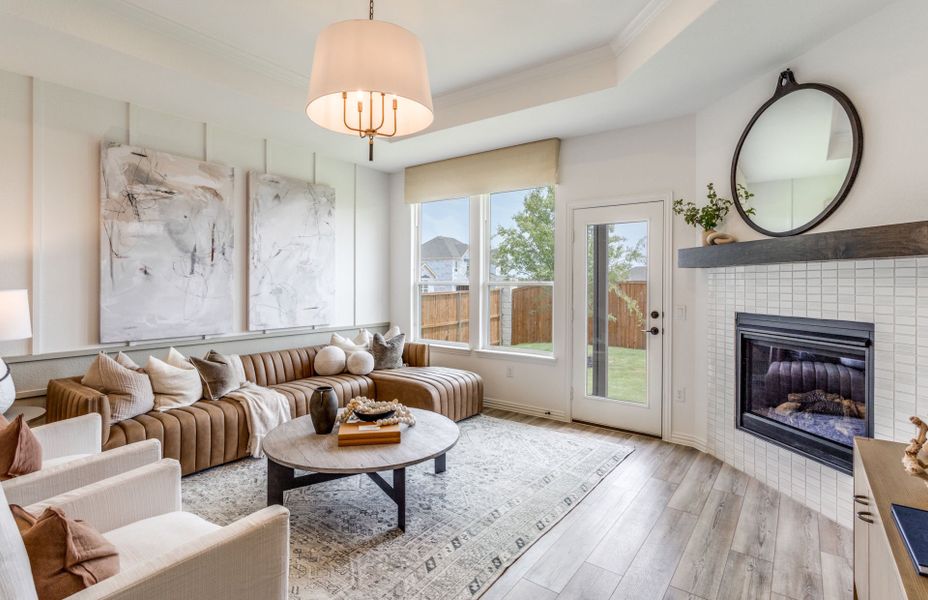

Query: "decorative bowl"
left=354, top=409, right=396, bottom=422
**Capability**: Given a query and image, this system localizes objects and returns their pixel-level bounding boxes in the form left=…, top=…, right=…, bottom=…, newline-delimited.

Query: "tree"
left=491, top=186, right=555, bottom=281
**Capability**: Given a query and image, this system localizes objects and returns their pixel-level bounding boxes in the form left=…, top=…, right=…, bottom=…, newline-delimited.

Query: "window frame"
left=413, top=198, right=472, bottom=348
left=413, top=189, right=555, bottom=357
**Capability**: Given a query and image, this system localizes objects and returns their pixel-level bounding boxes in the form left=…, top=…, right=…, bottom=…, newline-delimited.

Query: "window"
left=416, top=198, right=470, bottom=344
left=485, top=187, right=555, bottom=354
left=413, top=187, right=555, bottom=356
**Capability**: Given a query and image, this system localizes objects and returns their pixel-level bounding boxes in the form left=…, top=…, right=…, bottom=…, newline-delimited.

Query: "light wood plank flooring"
left=481, top=409, right=853, bottom=600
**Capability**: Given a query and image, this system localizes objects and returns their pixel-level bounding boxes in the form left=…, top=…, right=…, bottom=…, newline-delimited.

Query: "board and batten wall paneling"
left=316, top=154, right=357, bottom=328
left=205, top=125, right=265, bottom=333
left=0, top=71, right=32, bottom=357
left=39, top=82, right=129, bottom=354
left=356, top=167, right=391, bottom=324
left=0, top=69, right=391, bottom=380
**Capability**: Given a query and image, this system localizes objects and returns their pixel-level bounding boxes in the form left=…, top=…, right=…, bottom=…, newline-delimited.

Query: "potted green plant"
left=672, top=183, right=755, bottom=246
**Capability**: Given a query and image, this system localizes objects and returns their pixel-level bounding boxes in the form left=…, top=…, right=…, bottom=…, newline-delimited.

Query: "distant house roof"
left=421, top=236, right=468, bottom=260
left=626, top=265, right=647, bottom=281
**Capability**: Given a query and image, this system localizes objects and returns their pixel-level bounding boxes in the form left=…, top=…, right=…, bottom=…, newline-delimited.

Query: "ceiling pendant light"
left=306, top=0, right=433, bottom=161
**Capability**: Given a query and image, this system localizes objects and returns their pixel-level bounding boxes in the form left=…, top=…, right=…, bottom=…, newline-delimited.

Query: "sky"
left=420, top=189, right=648, bottom=264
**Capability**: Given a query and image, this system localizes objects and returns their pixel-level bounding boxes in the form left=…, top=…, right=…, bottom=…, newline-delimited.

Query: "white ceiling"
left=0, top=0, right=900, bottom=172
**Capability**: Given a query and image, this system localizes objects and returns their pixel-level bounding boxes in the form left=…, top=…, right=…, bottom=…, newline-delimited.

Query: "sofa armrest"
left=403, top=342, right=430, bottom=367
left=32, top=413, right=102, bottom=458
left=26, top=459, right=181, bottom=533
left=45, top=378, right=111, bottom=444
left=3, top=439, right=162, bottom=507
left=70, top=506, right=290, bottom=600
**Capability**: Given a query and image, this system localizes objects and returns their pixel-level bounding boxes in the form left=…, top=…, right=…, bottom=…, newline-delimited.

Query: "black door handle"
left=641, top=327, right=660, bottom=335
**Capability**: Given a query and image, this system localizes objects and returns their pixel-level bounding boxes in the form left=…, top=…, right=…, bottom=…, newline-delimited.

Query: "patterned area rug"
left=182, top=414, right=633, bottom=600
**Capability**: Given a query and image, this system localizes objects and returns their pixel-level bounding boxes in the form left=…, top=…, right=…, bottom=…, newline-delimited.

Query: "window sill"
left=473, top=348, right=557, bottom=365
left=423, top=343, right=472, bottom=356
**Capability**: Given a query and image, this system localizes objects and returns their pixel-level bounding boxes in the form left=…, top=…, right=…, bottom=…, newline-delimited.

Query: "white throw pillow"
left=228, top=354, right=248, bottom=386
left=330, top=329, right=373, bottom=354
left=146, top=355, right=202, bottom=411
left=346, top=351, right=375, bottom=376
left=314, top=346, right=347, bottom=376
left=165, top=347, right=192, bottom=369
left=384, top=325, right=401, bottom=340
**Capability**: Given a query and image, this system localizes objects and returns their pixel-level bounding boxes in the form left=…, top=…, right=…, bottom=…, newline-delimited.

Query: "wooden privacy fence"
left=510, top=286, right=553, bottom=346
left=420, top=289, right=501, bottom=344
left=420, top=281, right=646, bottom=349
left=586, top=282, right=648, bottom=350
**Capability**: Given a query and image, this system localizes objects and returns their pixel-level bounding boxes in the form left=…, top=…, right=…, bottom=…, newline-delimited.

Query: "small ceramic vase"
left=706, top=231, right=736, bottom=245
left=309, top=386, right=338, bottom=434
left=701, top=229, right=716, bottom=246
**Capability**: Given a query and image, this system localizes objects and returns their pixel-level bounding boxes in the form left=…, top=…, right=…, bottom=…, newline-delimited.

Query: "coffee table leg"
left=394, top=468, right=406, bottom=532
left=267, top=459, right=293, bottom=506
left=435, top=453, right=447, bottom=474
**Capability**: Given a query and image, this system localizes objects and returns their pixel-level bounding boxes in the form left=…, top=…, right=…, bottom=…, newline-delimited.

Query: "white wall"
left=389, top=0, right=928, bottom=451
left=0, top=70, right=391, bottom=395
left=390, top=115, right=704, bottom=443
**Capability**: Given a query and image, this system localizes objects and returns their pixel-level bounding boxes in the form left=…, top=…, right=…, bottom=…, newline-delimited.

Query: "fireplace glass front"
left=736, top=313, right=873, bottom=474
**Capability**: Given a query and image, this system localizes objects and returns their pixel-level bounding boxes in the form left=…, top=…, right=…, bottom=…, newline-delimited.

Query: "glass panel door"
left=572, top=202, right=663, bottom=436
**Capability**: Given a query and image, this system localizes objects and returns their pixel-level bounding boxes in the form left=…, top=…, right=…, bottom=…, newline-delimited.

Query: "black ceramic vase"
left=309, top=386, right=338, bottom=434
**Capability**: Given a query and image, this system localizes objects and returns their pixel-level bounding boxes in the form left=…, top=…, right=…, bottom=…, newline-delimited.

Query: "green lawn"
left=514, top=343, right=647, bottom=403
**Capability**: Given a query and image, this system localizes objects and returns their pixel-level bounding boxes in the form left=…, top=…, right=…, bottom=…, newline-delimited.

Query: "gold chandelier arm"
left=357, top=96, right=365, bottom=138
left=379, top=96, right=399, bottom=137
left=373, top=92, right=386, bottom=132
left=341, top=92, right=363, bottom=135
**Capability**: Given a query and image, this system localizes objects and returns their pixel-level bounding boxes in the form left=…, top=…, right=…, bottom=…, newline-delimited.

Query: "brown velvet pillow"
left=190, top=350, right=240, bottom=400
left=10, top=505, right=119, bottom=599
left=0, top=415, right=42, bottom=481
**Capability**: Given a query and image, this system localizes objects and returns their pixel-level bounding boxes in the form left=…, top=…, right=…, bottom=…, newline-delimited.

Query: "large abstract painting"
left=100, top=142, right=234, bottom=343
left=248, top=172, right=336, bottom=330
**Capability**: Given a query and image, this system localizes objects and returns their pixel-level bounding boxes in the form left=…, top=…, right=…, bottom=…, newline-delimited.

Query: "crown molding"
left=102, top=1, right=310, bottom=89
left=612, top=0, right=673, bottom=54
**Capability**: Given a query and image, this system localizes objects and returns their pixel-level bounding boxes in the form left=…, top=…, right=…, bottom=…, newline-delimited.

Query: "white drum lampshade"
left=0, top=289, right=33, bottom=414
left=306, top=19, right=433, bottom=138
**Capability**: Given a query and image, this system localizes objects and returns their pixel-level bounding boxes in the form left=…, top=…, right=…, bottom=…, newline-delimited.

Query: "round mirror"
left=732, top=70, right=863, bottom=237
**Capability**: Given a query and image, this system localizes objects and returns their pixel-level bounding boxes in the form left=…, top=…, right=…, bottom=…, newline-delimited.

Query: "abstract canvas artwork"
left=248, top=172, right=336, bottom=330
left=100, top=142, right=235, bottom=343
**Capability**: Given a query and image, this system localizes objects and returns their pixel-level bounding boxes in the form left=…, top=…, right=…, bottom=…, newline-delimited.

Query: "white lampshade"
left=0, top=289, right=32, bottom=341
left=306, top=19, right=433, bottom=137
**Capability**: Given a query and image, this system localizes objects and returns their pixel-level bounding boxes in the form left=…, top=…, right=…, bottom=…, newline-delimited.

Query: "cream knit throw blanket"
left=225, top=382, right=292, bottom=458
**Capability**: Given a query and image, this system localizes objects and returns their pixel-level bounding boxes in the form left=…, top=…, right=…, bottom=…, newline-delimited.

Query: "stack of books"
left=337, top=421, right=401, bottom=447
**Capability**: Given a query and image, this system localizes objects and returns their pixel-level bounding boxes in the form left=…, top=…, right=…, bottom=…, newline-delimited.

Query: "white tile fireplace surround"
left=706, top=257, right=928, bottom=528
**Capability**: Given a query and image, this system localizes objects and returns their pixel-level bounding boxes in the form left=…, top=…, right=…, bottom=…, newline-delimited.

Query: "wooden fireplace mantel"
left=678, top=221, right=928, bottom=268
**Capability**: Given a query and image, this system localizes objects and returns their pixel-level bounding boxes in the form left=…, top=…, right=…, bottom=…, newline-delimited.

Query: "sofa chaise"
left=45, top=342, right=483, bottom=475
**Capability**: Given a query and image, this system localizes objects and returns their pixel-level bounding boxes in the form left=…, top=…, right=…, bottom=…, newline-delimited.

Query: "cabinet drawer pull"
left=857, top=511, right=874, bottom=524
left=853, top=494, right=869, bottom=505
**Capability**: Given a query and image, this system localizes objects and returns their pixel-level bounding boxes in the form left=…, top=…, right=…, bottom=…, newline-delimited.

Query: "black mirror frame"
left=731, top=69, right=864, bottom=237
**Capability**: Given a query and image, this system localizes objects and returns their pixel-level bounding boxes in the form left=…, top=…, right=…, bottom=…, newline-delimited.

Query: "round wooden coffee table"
left=263, top=408, right=459, bottom=531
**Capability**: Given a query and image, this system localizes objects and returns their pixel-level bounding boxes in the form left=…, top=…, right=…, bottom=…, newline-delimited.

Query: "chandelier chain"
left=369, top=0, right=374, bottom=20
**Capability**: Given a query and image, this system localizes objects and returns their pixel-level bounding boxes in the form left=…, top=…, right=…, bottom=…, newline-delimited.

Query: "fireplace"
left=736, top=313, right=873, bottom=474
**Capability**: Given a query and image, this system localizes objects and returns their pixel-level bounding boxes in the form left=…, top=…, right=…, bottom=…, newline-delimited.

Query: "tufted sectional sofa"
left=44, top=342, right=483, bottom=475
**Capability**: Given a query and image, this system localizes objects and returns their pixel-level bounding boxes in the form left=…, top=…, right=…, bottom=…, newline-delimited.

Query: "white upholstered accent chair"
left=2, top=413, right=162, bottom=506
left=0, top=459, right=290, bottom=600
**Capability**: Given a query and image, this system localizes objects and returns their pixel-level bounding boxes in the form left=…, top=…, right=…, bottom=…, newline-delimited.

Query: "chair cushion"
left=0, top=415, right=42, bottom=481
left=41, top=454, right=92, bottom=469
left=12, top=505, right=119, bottom=600
left=103, top=511, right=220, bottom=572
left=0, top=487, right=38, bottom=600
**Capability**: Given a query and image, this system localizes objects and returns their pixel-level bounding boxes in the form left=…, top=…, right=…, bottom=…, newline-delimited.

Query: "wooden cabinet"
left=854, top=438, right=928, bottom=600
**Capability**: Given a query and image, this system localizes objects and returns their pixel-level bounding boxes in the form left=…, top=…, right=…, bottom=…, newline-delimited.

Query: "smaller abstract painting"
left=100, top=142, right=235, bottom=343
left=248, top=172, right=336, bottom=330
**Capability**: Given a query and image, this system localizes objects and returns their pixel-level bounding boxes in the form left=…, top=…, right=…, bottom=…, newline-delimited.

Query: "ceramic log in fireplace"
left=736, top=313, right=874, bottom=474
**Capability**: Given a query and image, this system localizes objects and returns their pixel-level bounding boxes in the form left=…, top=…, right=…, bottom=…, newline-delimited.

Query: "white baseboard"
left=669, top=432, right=708, bottom=452
left=483, top=397, right=570, bottom=422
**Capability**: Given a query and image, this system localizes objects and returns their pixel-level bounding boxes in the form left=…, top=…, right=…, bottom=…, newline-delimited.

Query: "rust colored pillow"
left=0, top=414, right=42, bottom=481
left=10, top=505, right=120, bottom=599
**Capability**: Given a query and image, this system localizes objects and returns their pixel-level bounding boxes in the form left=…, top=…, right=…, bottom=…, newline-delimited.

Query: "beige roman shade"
left=404, top=138, right=560, bottom=203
